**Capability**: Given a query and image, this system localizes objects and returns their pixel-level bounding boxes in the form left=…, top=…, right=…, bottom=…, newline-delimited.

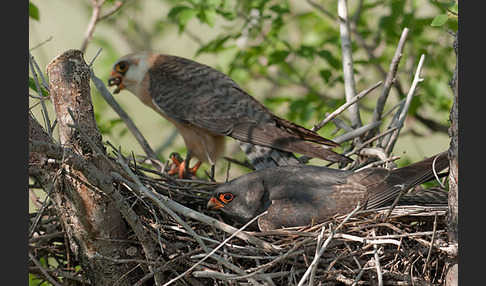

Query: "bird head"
left=108, top=52, right=152, bottom=95
left=207, top=173, right=270, bottom=224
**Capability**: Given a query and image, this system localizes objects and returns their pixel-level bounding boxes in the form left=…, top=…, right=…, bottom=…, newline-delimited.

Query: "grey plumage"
left=147, top=55, right=352, bottom=167
left=208, top=151, right=449, bottom=231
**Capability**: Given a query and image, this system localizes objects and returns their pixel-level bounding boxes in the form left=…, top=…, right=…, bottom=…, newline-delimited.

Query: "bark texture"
left=445, top=32, right=458, bottom=286
left=31, top=49, right=136, bottom=285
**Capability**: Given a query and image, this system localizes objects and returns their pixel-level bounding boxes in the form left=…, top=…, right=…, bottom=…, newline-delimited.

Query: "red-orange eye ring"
left=115, top=61, right=128, bottom=73
left=219, top=193, right=234, bottom=203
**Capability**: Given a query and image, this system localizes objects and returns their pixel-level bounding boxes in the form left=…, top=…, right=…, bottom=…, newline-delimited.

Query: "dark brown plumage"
left=108, top=52, right=351, bottom=177
left=207, top=152, right=449, bottom=231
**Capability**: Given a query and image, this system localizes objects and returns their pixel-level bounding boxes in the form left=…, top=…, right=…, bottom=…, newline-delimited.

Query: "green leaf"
left=29, top=77, right=49, bottom=97
left=296, top=45, right=315, bottom=59
left=198, top=9, right=218, bottom=27
left=29, top=2, right=40, bottom=21
left=431, top=14, right=448, bottom=27
left=205, top=0, right=222, bottom=7
left=319, top=69, right=332, bottom=83
left=168, top=5, right=198, bottom=31
left=195, top=35, right=232, bottom=56
left=268, top=50, right=289, bottom=65
left=449, top=3, right=458, bottom=14
left=317, top=50, right=341, bottom=69
left=269, top=4, right=290, bottom=14
left=216, top=9, right=236, bottom=20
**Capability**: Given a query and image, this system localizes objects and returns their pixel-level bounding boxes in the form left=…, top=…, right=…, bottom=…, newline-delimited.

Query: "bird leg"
left=167, top=152, right=201, bottom=179
left=205, top=164, right=216, bottom=182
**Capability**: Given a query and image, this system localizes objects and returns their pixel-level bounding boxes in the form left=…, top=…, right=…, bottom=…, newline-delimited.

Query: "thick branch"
left=46, top=49, right=135, bottom=285
left=447, top=33, right=458, bottom=244
left=338, top=0, right=362, bottom=129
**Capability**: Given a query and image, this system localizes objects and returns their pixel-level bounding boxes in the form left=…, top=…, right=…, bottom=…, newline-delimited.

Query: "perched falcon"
left=207, top=151, right=449, bottom=231
left=108, top=52, right=352, bottom=177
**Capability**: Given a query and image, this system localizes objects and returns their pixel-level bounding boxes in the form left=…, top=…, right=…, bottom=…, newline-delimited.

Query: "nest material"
left=29, top=154, right=454, bottom=286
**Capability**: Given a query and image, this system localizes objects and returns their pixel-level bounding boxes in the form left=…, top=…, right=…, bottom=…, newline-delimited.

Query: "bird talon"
left=167, top=153, right=201, bottom=179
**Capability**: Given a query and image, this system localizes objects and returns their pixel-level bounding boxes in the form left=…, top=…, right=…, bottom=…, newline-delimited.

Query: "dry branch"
left=371, top=28, right=409, bottom=127
left=312, top=81, right=382, bottom=132
left=338, top=0, right=362, bottom=129
left=90, top=70, right=162, bottom=168
left=381, top=54, right=426, bottom=154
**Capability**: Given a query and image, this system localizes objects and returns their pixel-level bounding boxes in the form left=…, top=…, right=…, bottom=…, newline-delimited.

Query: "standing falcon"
left=108, top=52, right=351, bottom=177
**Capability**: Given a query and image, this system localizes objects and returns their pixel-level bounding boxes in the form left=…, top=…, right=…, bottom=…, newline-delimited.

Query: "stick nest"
left=29, top=151, right=455, bottom=286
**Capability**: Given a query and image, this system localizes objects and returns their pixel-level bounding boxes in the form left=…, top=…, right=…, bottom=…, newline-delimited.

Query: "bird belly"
left=140, top=94, right=226, bottom=164
left=178, top=125, right=226, bottom=164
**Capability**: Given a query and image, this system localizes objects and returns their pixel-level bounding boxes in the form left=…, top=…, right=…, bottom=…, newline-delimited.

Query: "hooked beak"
left=207, top=197, right=224, bottom=210
left=108, top=70, right=125, bottom=94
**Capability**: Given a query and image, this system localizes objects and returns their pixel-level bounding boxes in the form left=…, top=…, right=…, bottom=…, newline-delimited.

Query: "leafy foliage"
left=29, top=1, right=40, bottom=21
left=165, top=0, right=456, bottom=137
left=29, top=0, right=457, bottom=167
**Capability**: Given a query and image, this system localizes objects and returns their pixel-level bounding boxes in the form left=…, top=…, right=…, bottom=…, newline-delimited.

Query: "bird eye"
left=115, top=61, right=128, bottom=73
left=219, top=193, right=234, bottom=203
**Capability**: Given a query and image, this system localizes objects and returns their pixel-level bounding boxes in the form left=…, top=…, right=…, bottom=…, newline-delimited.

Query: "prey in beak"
left=108, top=71, right=125, bottom=94
left=207, top=197, right=224, bottom=210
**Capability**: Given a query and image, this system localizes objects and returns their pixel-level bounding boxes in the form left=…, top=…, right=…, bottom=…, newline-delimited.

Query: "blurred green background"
left=29, top=0, right=456, bottom=181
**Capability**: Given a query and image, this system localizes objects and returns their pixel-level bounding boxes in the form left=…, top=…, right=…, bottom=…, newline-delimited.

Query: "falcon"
left=108, top=52, right=352, bottom=178
left=207, top=151, right=449, bottom=231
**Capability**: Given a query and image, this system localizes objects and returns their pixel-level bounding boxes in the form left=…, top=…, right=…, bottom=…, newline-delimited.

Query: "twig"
left=346, top=127, right=398, bottom=157
left=90, top=70, right=162, bottom=169
left=344, top=242, right=361, bottom=269
left=338, top=0, right=362, bottom=129
left=331, top=117, right=353, bottom=132
left=244, top=238, right=315, bottom=278
left=297, top=203, right=361, bottom=286
left=309, top=226, right=326, bottom=286
left=192, top=270, right=290, bottom=280
left=350, top=0, right=364, bottom=24
left=81, top=0, right=104, bottom=53
left=359, top=147, right=388, bottom=162
left=383, top=184, right=407, bottom=221
left=371, top=28, right=409, bottom=126
left=98, top=0, right=124, bottom=21
left=80, top=0, right=125, bottom=53
left=312, top=81, right=382, bottom=132
left=372, top=229, right=383, bottom=286
left=432, top=154, right=446, bottom=188
left=110, top=183, right=166, bottom=285
left=382, top=54, right=426, bottom=154
left=422, top=213, right=438, bottom=274
left=29, top=52, right=52, bottom=137
left=116, top=153, right=209, bottom=253
left=29, top=180, right=56, bottom=238
left=353, top=155, right=400, bottom=172
left=111, top=172, right=276, bottom=251
left=117, top=154, right=262, bottom=283
left=352, top=258, right=373, bottom=286
left=88, top=47, right=103, bottom=67
left=334, top=233, right=401, bottom=246
left=29, top=36, right=53, bottom=51
left=162, top=211, right=268, bottom=286
left=306, top=0, right=336, bottom=21
left=30, top=53, right=50, bottom=91
left=29, top=252, right=63, bottom=286
left=333, top=121, right=382, bottom=144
